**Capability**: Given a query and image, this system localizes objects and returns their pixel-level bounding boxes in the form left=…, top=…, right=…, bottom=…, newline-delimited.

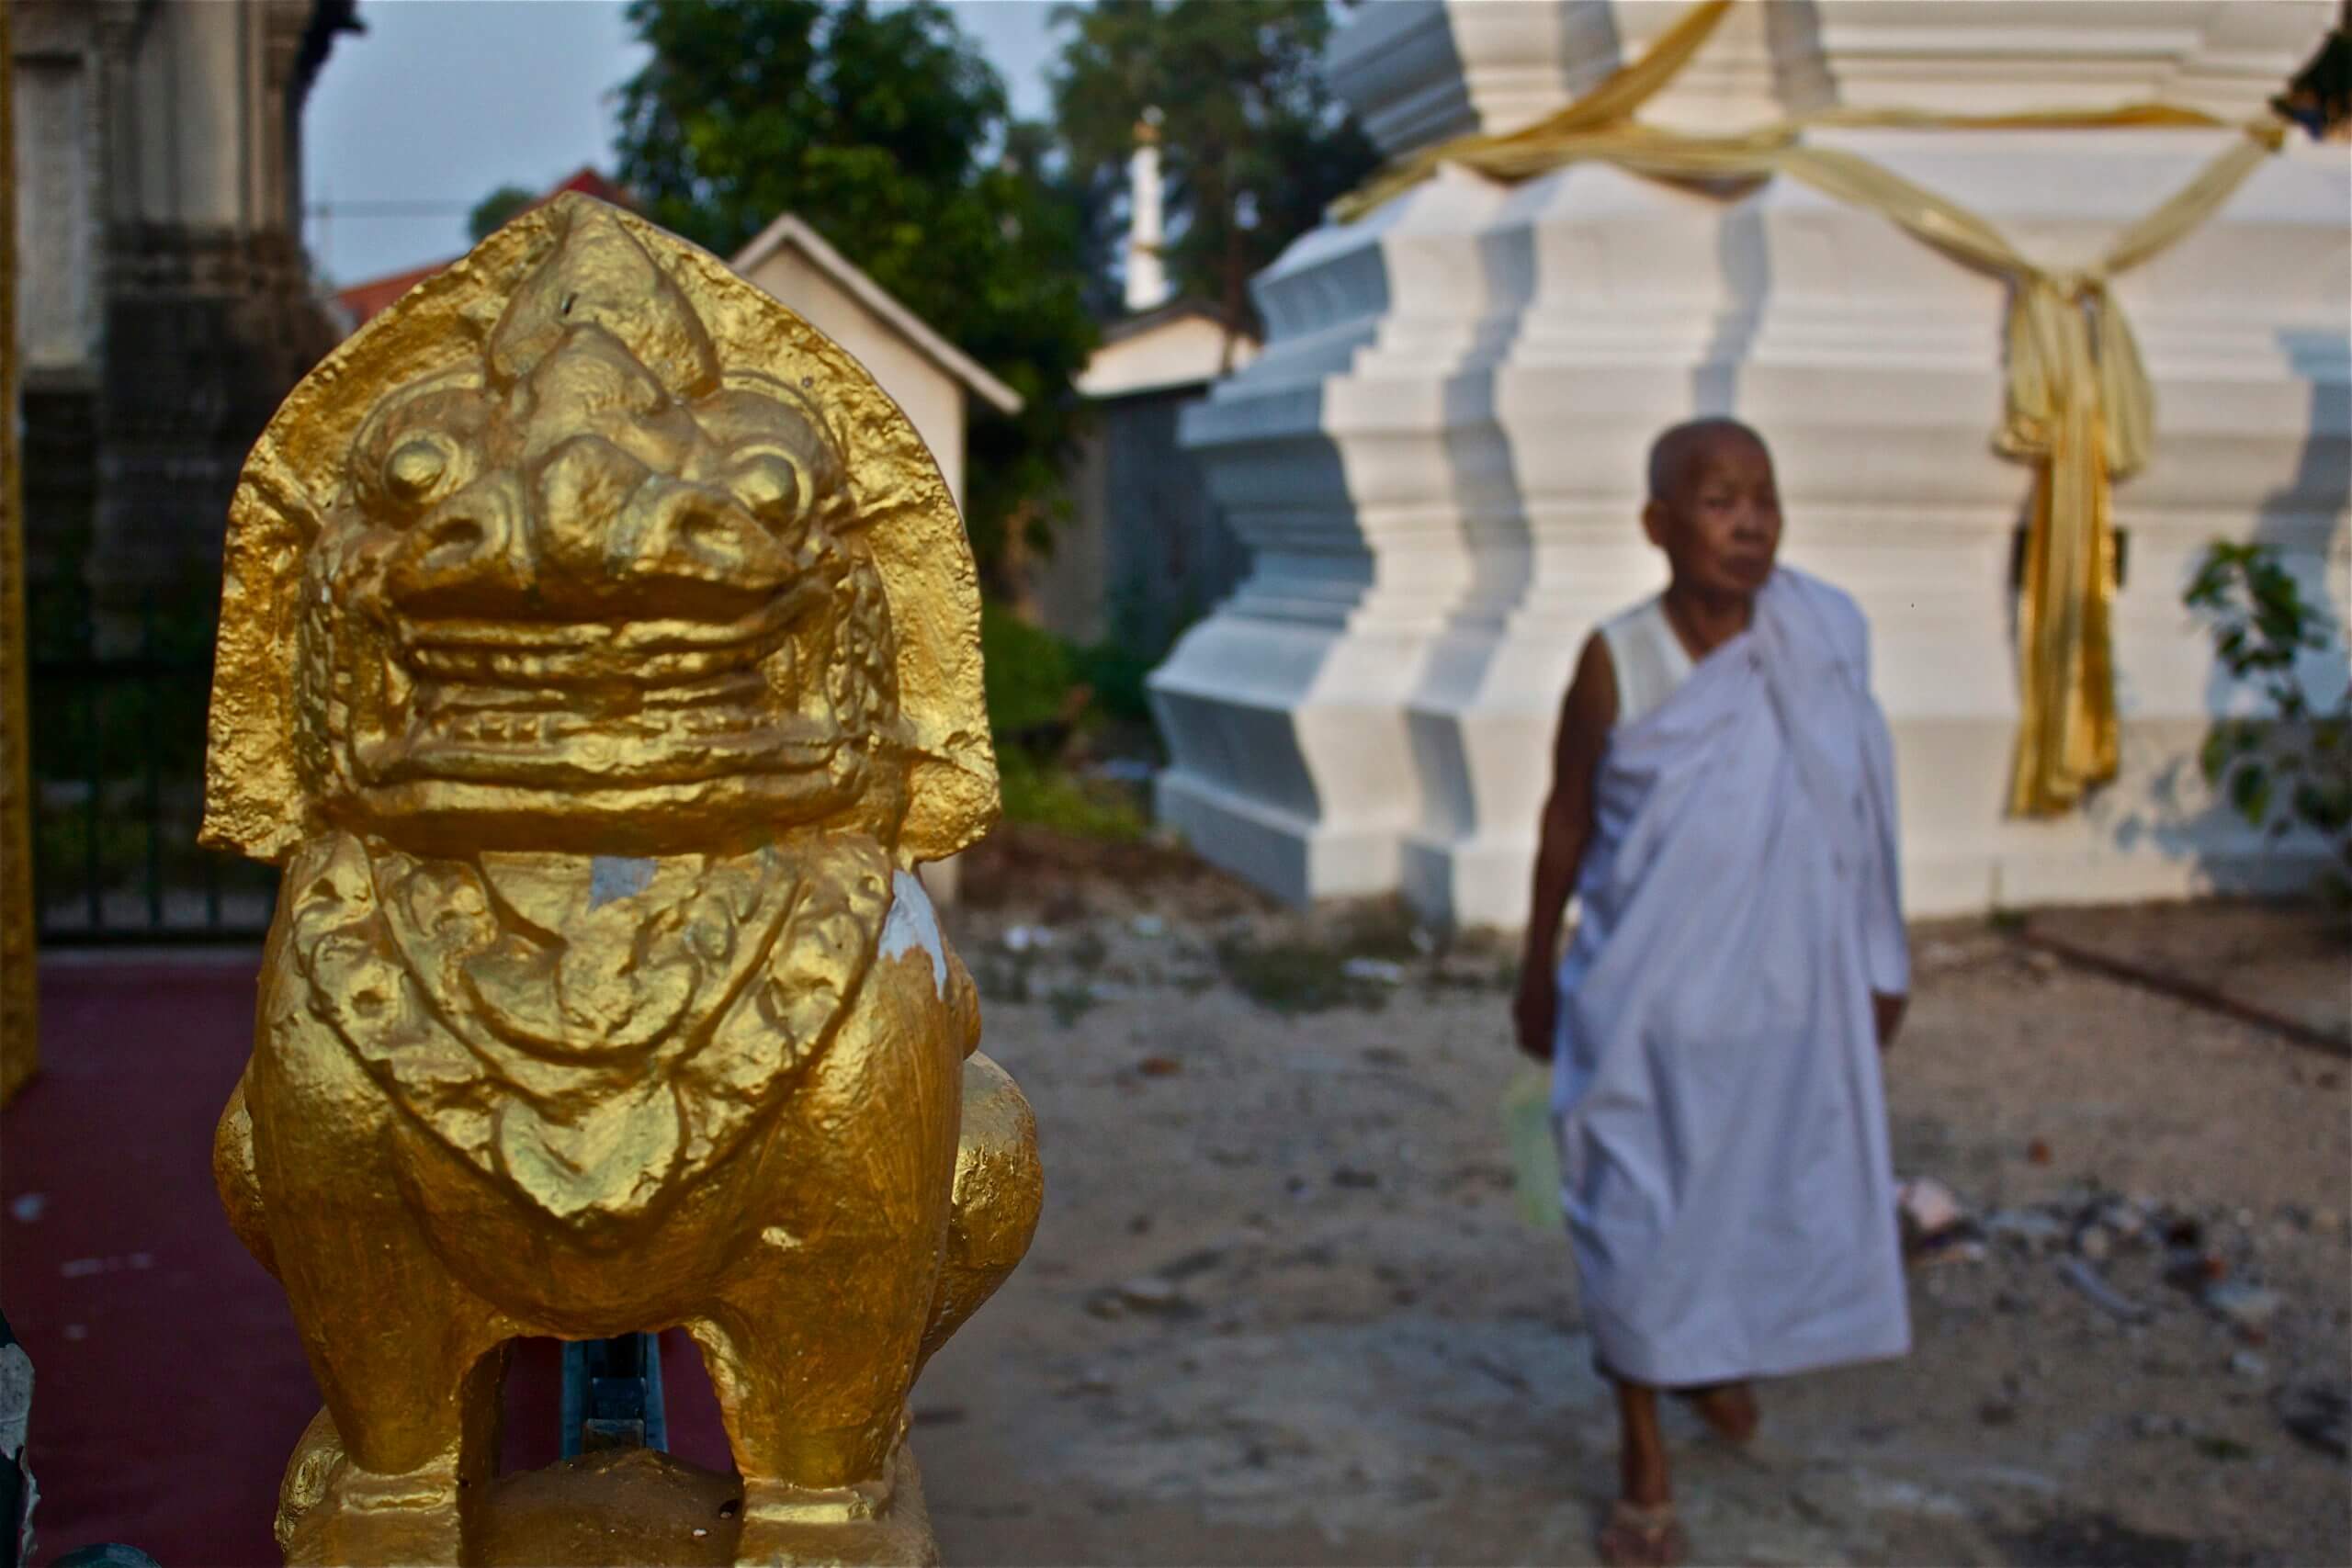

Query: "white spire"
left=1124, top=109, right=1170, bottom=315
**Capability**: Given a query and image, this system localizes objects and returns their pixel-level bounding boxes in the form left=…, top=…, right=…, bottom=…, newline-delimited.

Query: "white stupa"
left=1149, top=0, right=2350, bottom=926
left=1125, top=110, right=1172, bottom=316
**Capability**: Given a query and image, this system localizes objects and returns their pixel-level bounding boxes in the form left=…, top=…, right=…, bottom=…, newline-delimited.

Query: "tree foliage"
left=613, top=0, right=1099, bottom=580
left=468, top=184, right=539, bottom=243
left=1050, top=0, right=1379, bottom=343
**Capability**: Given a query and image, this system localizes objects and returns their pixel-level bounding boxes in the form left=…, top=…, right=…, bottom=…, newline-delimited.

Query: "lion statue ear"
left=198, top=193, right=1000, bottom=869
left=201, top=448, right=327, bottom=863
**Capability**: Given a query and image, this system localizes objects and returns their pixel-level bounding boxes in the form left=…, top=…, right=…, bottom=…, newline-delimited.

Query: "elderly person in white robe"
left=1512, top=418, right=1911, bottom=1568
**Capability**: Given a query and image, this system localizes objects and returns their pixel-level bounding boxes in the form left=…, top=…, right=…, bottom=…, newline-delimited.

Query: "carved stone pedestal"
left=283, top=1443, right=938, bottom=1568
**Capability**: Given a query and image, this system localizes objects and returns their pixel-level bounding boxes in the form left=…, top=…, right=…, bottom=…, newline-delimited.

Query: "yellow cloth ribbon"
left=1334, top=2, right=2289, bottom=818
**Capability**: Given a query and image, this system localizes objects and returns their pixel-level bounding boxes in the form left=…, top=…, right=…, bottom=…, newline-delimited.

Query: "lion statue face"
left=302, top=239, right=900, bottom=853
left=202, top=197, right=995, bottom=865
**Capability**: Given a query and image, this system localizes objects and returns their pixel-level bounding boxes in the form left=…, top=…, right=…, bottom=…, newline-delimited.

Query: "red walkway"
left=3, top=959, right=729, bottom=1566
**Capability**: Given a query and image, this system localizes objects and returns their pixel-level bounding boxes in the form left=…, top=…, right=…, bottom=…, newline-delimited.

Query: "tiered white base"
left=1149, top=130, right=2350, bottom=927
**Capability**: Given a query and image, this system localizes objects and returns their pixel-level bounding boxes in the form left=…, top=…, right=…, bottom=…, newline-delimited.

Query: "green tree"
left=1050, top=0, right=1380, bottom=353
left=613, top=0, right=1099, bottom=581
left=468, top=183, right=539, bottom=243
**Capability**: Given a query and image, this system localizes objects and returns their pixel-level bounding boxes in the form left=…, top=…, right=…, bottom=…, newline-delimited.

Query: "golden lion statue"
left=201, top=195, right=1040, bottom=1565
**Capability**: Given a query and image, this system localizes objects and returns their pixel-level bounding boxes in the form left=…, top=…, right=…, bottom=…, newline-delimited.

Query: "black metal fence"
left=28, top=575, right=277, bottom=943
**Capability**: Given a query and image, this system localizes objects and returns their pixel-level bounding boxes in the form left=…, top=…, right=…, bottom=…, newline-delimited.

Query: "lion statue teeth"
left=201, top=194, right=1039, bottom=1566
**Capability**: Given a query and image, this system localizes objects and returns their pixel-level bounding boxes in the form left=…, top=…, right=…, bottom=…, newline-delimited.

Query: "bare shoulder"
left=1560, top=631, right=1619, bottom=748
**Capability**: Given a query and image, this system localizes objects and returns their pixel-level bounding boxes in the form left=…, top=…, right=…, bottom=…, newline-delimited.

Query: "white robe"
left=1552, top=567, right=1911, bottom=1387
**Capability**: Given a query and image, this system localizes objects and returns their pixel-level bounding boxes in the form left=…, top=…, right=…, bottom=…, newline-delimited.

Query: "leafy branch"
left=2184, top=539, right=2351, bottom=898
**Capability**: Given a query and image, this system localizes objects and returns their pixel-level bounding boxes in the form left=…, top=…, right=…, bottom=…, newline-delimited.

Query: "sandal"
left=1597, top=1498, right=1688, bottom=1568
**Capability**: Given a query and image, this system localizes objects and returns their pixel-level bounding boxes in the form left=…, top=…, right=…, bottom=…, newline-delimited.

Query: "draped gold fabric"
left=1334, top=1, right=2289, bottom=818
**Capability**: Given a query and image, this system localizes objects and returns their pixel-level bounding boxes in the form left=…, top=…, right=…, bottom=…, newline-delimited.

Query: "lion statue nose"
left=556, top=444, right=796, bottom=604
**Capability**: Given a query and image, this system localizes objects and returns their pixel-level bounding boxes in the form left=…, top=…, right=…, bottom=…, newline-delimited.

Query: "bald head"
left=1640, top=417, right=1781, bottom=599
left=1646, top=418, right=1770, bottom=503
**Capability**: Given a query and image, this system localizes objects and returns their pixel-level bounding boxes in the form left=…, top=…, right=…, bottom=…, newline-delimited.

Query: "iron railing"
left=28, top=579, right=276, bottom=943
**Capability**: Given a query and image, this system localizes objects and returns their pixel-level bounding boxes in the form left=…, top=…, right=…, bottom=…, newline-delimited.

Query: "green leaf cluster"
left=468, top=184, right=539, bottom=243
left=997, top=748, right=1148, bottom=844
left=978, top=599, right=1165, bottom=844
left=2184, top=539, right=2351, bottom=898
left=612, top=0, right=1102, bottom=581
left=978, top=597, right=1077, bottom=739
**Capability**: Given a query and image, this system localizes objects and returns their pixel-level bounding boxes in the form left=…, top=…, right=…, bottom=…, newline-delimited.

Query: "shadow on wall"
left=1150, top=378, right=1391, bottom=904
left=1102, top=389, right=1252, bottom=658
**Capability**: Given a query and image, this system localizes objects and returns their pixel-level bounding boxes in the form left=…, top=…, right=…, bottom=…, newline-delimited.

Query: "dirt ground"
left=903, top=830, right=2352, bottom=1568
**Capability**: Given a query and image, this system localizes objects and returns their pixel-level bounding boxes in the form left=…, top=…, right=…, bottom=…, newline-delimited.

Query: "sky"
left=304, top=1, right=1062, bottom=288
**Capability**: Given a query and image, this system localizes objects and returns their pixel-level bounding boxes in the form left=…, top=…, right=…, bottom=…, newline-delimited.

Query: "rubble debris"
left=1157, top=1248, right=1228, bottom=1282
left=1058, top=1366, right=1117, bottom=1398
left=2277, top=1382, right=2349, bottom=1460
left=1898, top=1177, right=1965, bottom=1239
left=2058, top=1258, right=2153, bottom=1323
left=1089, top=1276, right=1196, bottom=1321
left=2163, top=1246, right=2229, bottom=1292
left=1912, top=1234, right=1988, bottom=1267
left=2201, top=1280, right=2284, bottom=1338
left=1117, top=1277, right=1186, bottom=1313
left=1986, top=1209, right=2068, bottom=1253
left=1898, top=1178, right=1985, bottom=1266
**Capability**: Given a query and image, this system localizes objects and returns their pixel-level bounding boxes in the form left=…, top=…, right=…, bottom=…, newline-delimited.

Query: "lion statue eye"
left=386, top=438, right=451, bottom=503
left=729, top=449, right=806, bottom=525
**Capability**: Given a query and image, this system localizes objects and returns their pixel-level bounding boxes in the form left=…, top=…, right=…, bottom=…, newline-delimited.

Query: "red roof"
left=543, top=168, right=631, bottom=207
left=334, top=258, right=445, bottom=327
left=334, top=167, right=636, bottom=328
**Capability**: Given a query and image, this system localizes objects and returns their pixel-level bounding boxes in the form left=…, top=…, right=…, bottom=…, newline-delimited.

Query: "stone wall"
left=96, top=225, right=341, bottom=611
left=11, top=0, right=355, bottom=632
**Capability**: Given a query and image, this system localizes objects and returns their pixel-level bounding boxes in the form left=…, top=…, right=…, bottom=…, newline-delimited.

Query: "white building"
left=1150, top=0, right=2350, bottom=928
left=730, top=213, right=1022, bottom=518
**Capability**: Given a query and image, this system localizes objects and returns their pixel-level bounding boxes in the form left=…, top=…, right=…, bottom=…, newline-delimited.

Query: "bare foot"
left=1598, top=1499, right=1687, bottom=1568
left=1679, top=1381, right=1759, bottom=1445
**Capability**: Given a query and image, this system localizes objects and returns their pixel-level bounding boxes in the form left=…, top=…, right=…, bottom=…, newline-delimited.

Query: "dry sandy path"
left=910, top=836, right=2351, bottom=1567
